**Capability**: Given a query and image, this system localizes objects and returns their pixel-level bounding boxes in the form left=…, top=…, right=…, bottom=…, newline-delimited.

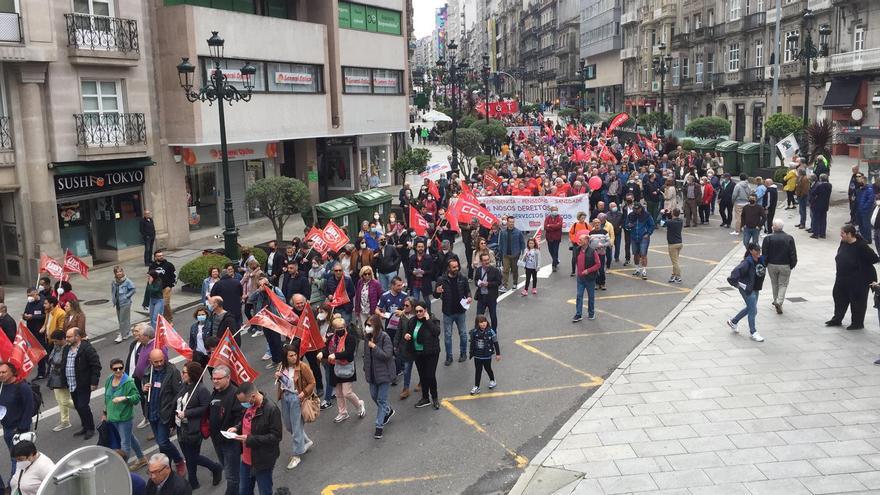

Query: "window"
left=338, top=1, right=402, bottom=35
left=342, top=67, right=403, bottom=95
left=707, top=52, right=714, bottom=73
left=642, top=64, right=648, bottom=84
left=372, top=69, right=402, bottom=94
left=745, top=0, right=751, bottom=15
left=682, top=57, right=689, bottom=77
left=672, top=59, right=680, bottom=86
left=854, top=25, right=864, bottom=52
left=696, top=54, right=703, bottom=83
left=755, top=40, right=763, bottom=66
left=82, top=80, right=122, bottom=115
left=74, top=0, right=112, bottom=16
left=785, top=30, right=799, bottom=62
left=202, top=58, right=266, bottom=92
left=757, top=0, right=764, bottom=11
left=694, top=13, right=702, bottom=30
left=728, top=43, right=740, bottom=71
left=80, top=80, right=123, bottom=146
left=343, top=67, right=371, bottom=94
left=684, top=17, right=690, bottom=34
left=267, top=63, right=322, bottom=93
left=708, top=9, right=714, bottom=26
left=819, top=29, right=829, bottom=49
left=728, top=0, right=740, bottom=21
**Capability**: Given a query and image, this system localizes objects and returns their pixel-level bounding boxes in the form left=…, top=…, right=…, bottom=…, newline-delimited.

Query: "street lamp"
left=482, top=54, right=491, bottom=125
left=176, top=31, right=254, bottom=261
left=539, top=62, right=545, bottom=110
left=652, top=42, right=672, bottom=139
left=518, top=65, right=525, bottom=107
left=579, top=58, right=588, bottom=118
left=437, top=40, right=467, bottom=174
left=787, top=9, right=831, bottom=127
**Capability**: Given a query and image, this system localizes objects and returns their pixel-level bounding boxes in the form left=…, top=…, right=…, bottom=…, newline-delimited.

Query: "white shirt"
left=11, top=453, right=54, bottom=495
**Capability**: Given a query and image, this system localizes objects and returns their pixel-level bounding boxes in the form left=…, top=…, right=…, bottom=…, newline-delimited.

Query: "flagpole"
left=146, top=367, right=153, bottom=401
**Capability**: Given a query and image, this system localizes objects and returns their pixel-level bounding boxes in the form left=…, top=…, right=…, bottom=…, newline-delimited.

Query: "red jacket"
left=701, top=183, right=715, bottom=205
left=544, top=214, right=564, bottom=242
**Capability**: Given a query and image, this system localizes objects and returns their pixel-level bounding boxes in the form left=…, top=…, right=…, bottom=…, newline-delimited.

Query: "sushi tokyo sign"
left=55, top=169, right=145, bottom=195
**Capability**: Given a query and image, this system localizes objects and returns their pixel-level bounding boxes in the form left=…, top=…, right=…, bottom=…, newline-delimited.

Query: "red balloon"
left=588, top=176, right=602, bottom=191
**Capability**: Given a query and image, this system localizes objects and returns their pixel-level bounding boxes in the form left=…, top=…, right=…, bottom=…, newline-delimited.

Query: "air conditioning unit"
left=651, top=81, right=661, bottom=92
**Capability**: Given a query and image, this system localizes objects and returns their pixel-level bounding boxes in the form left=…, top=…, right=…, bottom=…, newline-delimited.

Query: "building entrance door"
left=0, top=193, right=22, bottom=283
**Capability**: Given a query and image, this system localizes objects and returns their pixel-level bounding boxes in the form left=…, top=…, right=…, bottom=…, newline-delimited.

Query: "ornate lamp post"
left=787, top=10, right=831, bottom=127
left=579, top=58, right=588, bottom=118
left=538, top=62, right=545, bottom=109
left=437, top=40, right=468, bottom=174
left=652, top=42, right=673, bottom=139
left=482, top=54, right=491, bottom=125
left=176, top=31, right=255, bottom=261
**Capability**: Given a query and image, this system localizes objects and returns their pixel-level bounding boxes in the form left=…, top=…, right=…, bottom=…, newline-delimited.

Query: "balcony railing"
left=672, top=32, right=691, bottom=47
left=74, top=113, right=146, bottom=148
left=829, top=47, right=880, bottom=73
left=706, top=25, right=725, bottom=39
left=620, top=47, right=639, bottom=60
left=0, top=117, right=12, bottom=150
left=743, top=12, right=765, bottom=30
left=621, top=11, right=638, bottom=25
left=711, top=73, right=725, bottom=87
left=65, top=13, right=139, bottom=53
left=0, top=12, right=21, bottom=42
left=782, top=0, right=806, bottom=19
left=744, top=66, right=765, bottom=83
left=807, top=0, right=831, bottom=11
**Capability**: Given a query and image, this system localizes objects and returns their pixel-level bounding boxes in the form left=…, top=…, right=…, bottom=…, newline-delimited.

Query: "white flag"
left=776, top=133, right=800, bottom=162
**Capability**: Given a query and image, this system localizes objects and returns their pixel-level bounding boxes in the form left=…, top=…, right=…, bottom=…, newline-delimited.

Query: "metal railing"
left=0, top=117, right=12, bottom=150
left=64, top=13, right=139, bottom=53
left=829, top=47, right=880, bottom=73
left=74, top=113, right=146, bottom=148
left=744, top=66, right=765, bottom=83
left=743, top=12, right=765, bottom=30
left=782, top=0, right=806, bottom=19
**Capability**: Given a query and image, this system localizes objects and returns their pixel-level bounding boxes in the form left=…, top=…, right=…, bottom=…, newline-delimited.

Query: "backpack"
left=29, top=381, right=43, bottom=430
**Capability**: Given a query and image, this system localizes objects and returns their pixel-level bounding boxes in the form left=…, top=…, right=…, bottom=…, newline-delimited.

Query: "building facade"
left=581, top=0, right=623, bottom=114
left=520, top=0, right=558, bottom=105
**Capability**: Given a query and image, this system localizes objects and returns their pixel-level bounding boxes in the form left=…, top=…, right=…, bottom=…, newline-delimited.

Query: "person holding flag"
left=319, top=316, right=365, bottom=423
left=247, top=278, right=288, bottom=370
left=143, top=348, right=186, bottom=476
left=324, top=262, right=355, bottom=325
left=0, top=361, right=34, bottom=491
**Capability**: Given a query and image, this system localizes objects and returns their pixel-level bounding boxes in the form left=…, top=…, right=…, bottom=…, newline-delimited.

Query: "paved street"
left=6, top=217, right=739, bottom=494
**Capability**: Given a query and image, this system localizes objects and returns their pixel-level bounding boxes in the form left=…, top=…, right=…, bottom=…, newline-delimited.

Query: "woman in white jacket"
left=10, top=440, right=54, bottom=495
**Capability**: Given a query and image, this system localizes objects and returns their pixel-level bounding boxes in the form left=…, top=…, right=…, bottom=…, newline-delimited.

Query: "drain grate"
left=83, top=299, right=109, bottom=306
left=786, top=297, right=807, bottom=303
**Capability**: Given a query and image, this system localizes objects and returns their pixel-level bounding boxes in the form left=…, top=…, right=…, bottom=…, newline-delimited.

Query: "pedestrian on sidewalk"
left=783, top=166, right=798, bottom=209
left=403, top=301, right=441, bottom=410
left=111, top=266, right=137, bottom=343
left=521, top=238, right=541, bottom=296
left=468, top=315, right=500, bottom=396
left=762, top=219, right=798, bottom=314
left=143, top=271, right=164, bottom=328
left=855, top=173, right=874, bottom=243
left=725, top=243, right=767, bottom=342
left=362, top=314, right=395, bottom=440
left=665, top=208, right=683, bottom=284
left=61, top=327, right=101, bottom=439
left=717, top=173, right=734, bottom=228
left=826, top=224, right=879, bottom=331
left=434, top=258, right=471, bottom=365
left=795, top=168, right=811, bottom=228
left=149, top=250, right=177, bottom=322
left=626, top=203, right=655, bottom=280
left=731, top=173, right=751, bottom=235
left=762, top=178, right=779, bottom=234
left=103, top=358, right=147, bottom=471
left=139, top=210, right=155, bottom=267
left=741, top=194, right=765, bottom=249
left=572, top=233, right=601, bottom=323
left=808, top=173, right=832, bottom=239
left=543, top=207, right=563, bottom=271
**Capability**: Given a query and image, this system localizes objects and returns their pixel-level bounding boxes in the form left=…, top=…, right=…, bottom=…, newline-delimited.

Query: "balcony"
left=621, top=10, right=638, bottom=26
left=0, top=12, right=21, bottom=43
left=65, top=13, right=139, bottom=65
left=780, top=61, right=804, bottom=78
left=656, top=4, right=676, bottom=20
left=706, top=25, right=725, bottom=39
left=782, top=0, right=806, bottom=19
left=672, top=32, right=691, bottom=48
left=727, top=18, right=742, bottom=33
left=692, top=27, right=706, bottom=41
left=620, top=47, right=640, bottom=60
left=743, top=12, right=765, bottom=31
left=725, top=71, right=743, bottom=85
left=711, top=72, right=725, bottom=87
left=807, top=0, right=832, bottom=10
left=830, top=48, right=880, bottom=73
left=744, top=66, right=766, bottom=83
left=0, top=117, right=12, bottom=151
left=74, top=113, right=147, bottom=152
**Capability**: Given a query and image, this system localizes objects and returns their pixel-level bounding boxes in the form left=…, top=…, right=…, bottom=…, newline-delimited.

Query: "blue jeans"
left=113, top=419, right=144, bottom=460
left=369, top=382, right=391, bottom=429
left=858, top=211, right=872, bottom=243
left=548, top=240, right=560, bottom=267
left=410, top=287, right=431, bottom=306
left=402, top=360, right=414, bottom=389
left=148, top=298, right=164, bottom=327
left=476, top=297, right=498, bottom=333
left=239, top=463, right=272, bottom=495
left=631, top=235, right=650, bottom=258
left=732, top=289, right=759, bottom=334
left=262, top=327, right=282, bottom=365
left=798, top=197, right=808, bottom=226
left=379, top=271, right=397, bottom=291
left=279, top=391, right=309, bottom=455
left=211, top=438, right=240, bottom=495
left=575, top=277, right=596, bottom=318
left=613, top=230, right=623, bottom=262
left=442, top=312, right=468, bottom=359
left=150, top=420, right=182, bottom=463
left=322, top=362, right=335, bottom=403
left=742, top=227, right=760, bottom=249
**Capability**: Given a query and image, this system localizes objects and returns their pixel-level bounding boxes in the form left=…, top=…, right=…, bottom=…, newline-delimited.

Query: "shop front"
left=175, top=141, right=278, bottom=231
left=357, top=133, right=392, bottom=189
left=54, top=159, right=154, bottom=263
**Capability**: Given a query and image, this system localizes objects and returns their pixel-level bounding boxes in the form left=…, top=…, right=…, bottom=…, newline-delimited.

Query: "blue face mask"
left=240, top=402, right=252, bottom=409
left=197, top=315, right=207, bottom=322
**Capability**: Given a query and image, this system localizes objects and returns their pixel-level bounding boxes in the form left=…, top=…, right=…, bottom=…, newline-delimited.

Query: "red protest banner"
left=604, top=112, right=630, bottom=138
left=62, top=250, right=90, bottom=279
left=409, top=208, right=430, bottom=237
left=247, top=307, right=297, bottom=340
left=482, top=171, right=501, bottom=192
left=155, top=315, right=194, bottom=360
left=13, top=321, right=46, bottom=378
left=448, top=196, right=499, bottom=229
left=263, top=286, right=297, bottom=323
left=208, top=330, right=259, bottom=385
left=39, top=254, right=65, bottom=280
left=305, top=226, right=330, bottom=255
left=293, top=303, right=324, bottom=355
left=321, top=220, right=349, bottom=253
left=328, top=277, right=351, bottom=308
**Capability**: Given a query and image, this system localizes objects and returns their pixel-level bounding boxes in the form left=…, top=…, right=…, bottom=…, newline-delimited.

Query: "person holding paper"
left=433, top=258, right=472, bottom=366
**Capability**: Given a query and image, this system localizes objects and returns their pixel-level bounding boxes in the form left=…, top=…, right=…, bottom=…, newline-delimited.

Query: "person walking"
left=872, top=194, right=880, bottom=247
left=855, top=173, right=875, bottom=243
left=761, top=219, right=798, bottom=314
left=209, top=365, right=242, bottom=495
left=808, top=173, right=832, bottom=239
left=275, top=341, right=314, bottom=469
left=143, top=271, right=165, bottom=328
left=731, top=173, right=752, bottom=235
left=321, top=317, right=365, bottom=423
left=46, top=329, right=73, bottom=432
left=474, top=251, right=502, bottom=335
left=725, top=243, right=767, bottom=342
left=468, top=315, right=501, bottom=395
left=403, top=301, right=441, bottom=410
left=665, top=208, right=684, bottom=283
left=762, top=178, right=779, bottom=234
left=407, top=240, right=435, bottom=304
left=103, top=358, right=148, bottom=471
left=717, top=173, right=734, bottom=228
left=324, top=262, right=356, bottom=325
left=568, top=212, right=590, bottom=275
left=354, top=266, right=383, bottom=330
left=626, top=203, right=655, bottom=280
left=21, top=288, right=46, bottom=378
left=173, top=361, right=222, bottom=490
left=794, top=168, right=811, bottom=228
left=682, top=175, right=700, bottom=227
left=112, top=266, right=137, bottom=344
left=572, top=233, right=601, bottom=322
left=0, top=362, right=34, bottom=491
left=9, top=440, right=54, bottom=495
left=145, top=453, right=191, bottom=495
left=143, top=348, right=186, bottom=476
left=741, top=194, right=765, bottom=249
left=362, top=314, right=396, bottom=439
left=231, top=382, right=282, bottom=495
left=543, top=206, right=563, bottom=271
left=783, top=166, right=798, bottom=209
left=148, top=250, right=177, bottom=322
left=140, top=210, right=155, bottom=267
left=62, top=299, right=87, bottom=339
left=826, top=224, right=879, bottom=330
left=699, top=176, right=714, bottom=225
left=521, top=238, right=541, bottom=295
left=61, top=327, right=101, bottom=440
left=606, top=202, right=624, bottom=266
left=433, top=258, right=472, bottom=365
left=499, top=216, right=525, bottom=291
left=588, top=218, right=611, bottom=290
left=375, top=235, right=401, bottom=291
left=391, top=297, right=417, bottom=400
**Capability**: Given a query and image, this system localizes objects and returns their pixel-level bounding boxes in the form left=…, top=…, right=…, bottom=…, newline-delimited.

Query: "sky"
left=413, top=0, right=446, bottom=39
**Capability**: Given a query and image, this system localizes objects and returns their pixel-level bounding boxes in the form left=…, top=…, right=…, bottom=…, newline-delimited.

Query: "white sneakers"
left=357, top=400, right=366, bottom=418
left=488, top=380, right=497, bottom=389
left=303, top=439, right=313, bottom=453
left=52, top=422, right=72, bottom=432
left=260, top=353, right=271, bottom=361
left=750, top=333, right=765, bottom=342
left=470, top=386, right=480, bottom=395
left=137, top=418, right=150, bottom=429
left=726, top=319, right=738, bottom=333
left=727, top=319, right=765, bottom=342
left=286, top=456, right=301, bottom=469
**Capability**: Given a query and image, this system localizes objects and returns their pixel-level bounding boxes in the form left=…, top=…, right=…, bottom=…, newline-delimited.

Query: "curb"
left=508, top=242, right=743, bottom=495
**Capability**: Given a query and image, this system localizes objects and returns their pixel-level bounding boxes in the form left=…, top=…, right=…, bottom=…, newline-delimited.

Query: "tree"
left=391, top=147, right=431, bottom=175
left=557, top=108, right=577, bottom=119
left=638, top=112, right=673, bottom=133
left=245, top=176, right=311, bottom=244
left=764, top=113, right=804, bottom=141
left=581, top=111, right=602, bottom=125
left=441, top=127, right=484, bottom=177
left=470, top=119, right=507, bottom=144
left=805, top=119, right=836, bottom=164
left=685, top=116, right=731, bottom=138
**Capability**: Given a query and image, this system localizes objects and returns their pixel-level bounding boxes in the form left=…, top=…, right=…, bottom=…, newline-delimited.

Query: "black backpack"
left=29, top=381, right=43, bottom=430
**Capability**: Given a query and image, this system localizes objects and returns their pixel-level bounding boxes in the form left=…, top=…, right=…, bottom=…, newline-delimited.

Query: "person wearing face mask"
left=741, top=194, right=766, bottom=249
left=229, top=381, right=282, bottom=495
left=210, top=264, right=244, bottom=331
left=143, top=348, right=185, bottom=476
left=205, top=295, right=239, bottom=347
left=9, top=440, right=53, bottom=495
left=188, top=307, right=212, bottom=368
left=362, top=314, right=395, bottom=439
left=54, top=280, right=77, bottom=310
left=313, top=303, right=337, bottom=410
left=319, top=317, right=365, bottom=423
left=0, top=302, right=13, bottom=346
left=403, top=301, right=441, bottom=409
left=103, top=358, right=148, bottom=471
left=21, top=289, right=46, bottom=378
left=308, top=259, right=326, bottom=306
left=0, top=362, right=34, bottom=490
left=543, top=207, right=563, bottom=271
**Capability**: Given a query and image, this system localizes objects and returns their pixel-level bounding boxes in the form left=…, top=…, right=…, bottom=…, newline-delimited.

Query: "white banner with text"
left=477, top=194, right=590, bottom=232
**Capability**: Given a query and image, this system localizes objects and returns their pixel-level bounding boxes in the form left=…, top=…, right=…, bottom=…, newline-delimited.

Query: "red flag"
left=448, top=196, right=499, bottom=229
left=263, top=286, right=296, bottom=322
left=409, top=207, right=430, bottom=236
left=155, top=315, right=193, bottom=360
left=293, top=303, right=324, bottom=355
left=328, top=277, right=351, bottom=308
left=444, top=209, right=460, bottom=232
left=208, top=330, right=259, bottom=385
left=247, top=307, right=297, bottom=339
left=305, top=226, right=329, bottom=255
left=62, top=250, right=90, bottom=279
left=427, top=180, right=441, bottom=200
left=321, top=220, right=349, bottom=253
left=0, top=329, right=20, bottom=380
left=631, top=145, right=643, bottom=161
left=604, top=112, right=630, bottom=138
left=599, top=145, right=617, bottom=164
left=13, top=322, right=46, bottom=378
left=459, top=180, right=479, bottom=202
left=483, top=171, right=501, bottom=192
left=39, top=254, right=65, bottom=280
left=533, top=227, right=544, bottom=244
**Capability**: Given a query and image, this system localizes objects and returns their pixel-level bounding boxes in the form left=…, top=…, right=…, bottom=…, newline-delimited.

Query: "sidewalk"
left=510, top=156, right=880, bottom=495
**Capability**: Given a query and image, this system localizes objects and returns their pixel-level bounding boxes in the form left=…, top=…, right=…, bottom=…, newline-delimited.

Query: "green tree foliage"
left=441, top=127, right=485, bottom=176
left=685, top=116, right=731, bottom=138
left=638, top=112, right=673, bottom=132
left=179, top=254, right=231, bottom=287
left=245, top=176, right=311, bottom=244
left=581, top=111, right=602, bottom=124
left=392, top=148, right=431, bottom=175
left=764, top=113, right=804, bottom=140
left=470, top=119, right=508, bottom=144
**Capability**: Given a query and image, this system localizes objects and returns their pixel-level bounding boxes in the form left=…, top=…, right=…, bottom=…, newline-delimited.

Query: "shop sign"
left=210, top=68, right=246, bottom=83
left=55, top=169, right=145, bottom=195
left=344, top=74, right=371, bottom=87
left=178, top=142, right=278, bottom=166
left=373, top=76, right=398, bottom=87
left=326, top=136, right=356, bottom=147
left=376, top=9, right=401, bottom=35
left=274, top=71, right=313, bottom=85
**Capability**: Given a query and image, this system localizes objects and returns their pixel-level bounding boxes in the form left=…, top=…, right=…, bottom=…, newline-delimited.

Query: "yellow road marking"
left=516, top=328, right=653, bottom=345
left=595, top=309, right=655, bottom=329
left=566, top=290, right=686, bottom=303
left=322, top=475, right=452, bottom=495
left=605, top=268, right=692, bottom=290
left=442, top=399, right=531, bottom=468
left=516, top=340, right=601, bottom=379
left=445, top=382, right=600, bottom=402
left=647, top=248, right=720, bottom=264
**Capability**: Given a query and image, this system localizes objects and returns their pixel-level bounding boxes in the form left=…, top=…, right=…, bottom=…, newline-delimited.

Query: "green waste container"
left=737, top=143, right=772, bottom=177
left=314, top=197, right=360, bottom=242
left=716, top=140, right=741, bottom=175
left=351, top=189, right=393, bottom=226
left=695, top=138, right=723, bottom=157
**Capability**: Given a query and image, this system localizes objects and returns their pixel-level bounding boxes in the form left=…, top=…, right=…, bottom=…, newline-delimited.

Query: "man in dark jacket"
left=605, top=203, right=624, bottom=267
left=210, top=266, right=244, bottom=329
left=61, top=327, right=101, bottom=439
left=762, top=178, right=779, bottom=234
left=432, top=240, right=459, bottom=283
left=21, top=288, right=47, bottom=378
left=126, top=324, right=155, bottom=426
left=726, top=243, right=766, bottom=342
left=324, top=262, right=356, bottom=324
left=0, top=362, right=33, bottom=489
left=205, top=296, right=239, bottom=346
left=144, top=348, right=185, bottom=475
left=278, top=262, right=310, bottom=302
left=374, top=235, right=401, bottom=291
left=762, top=219, right=797, bottom=314
left=474, top=252, right=502, bottom=333
left=0, top=303, right=14, bottom=344
left=407, top=240, right=435, bottom=304
left=149, top=250, right=177, bottom=322
left=271, top=245, right=298, bottom=284
left=717, top=173, right=735, bottom=228
left=808, top=173, right=832, bottom=238
left=433, top=258, right=472, bottom=366
left=741, top=194, right=766, bottom=249
left=572, top=233, right=601, bottom=322
left=210, top=365, right=243, bottom=495
left=145, top=453, right=191, bottom=495
left=140, top=209, right=156, bottom=267
left=233, top=382, right=282, bottom=495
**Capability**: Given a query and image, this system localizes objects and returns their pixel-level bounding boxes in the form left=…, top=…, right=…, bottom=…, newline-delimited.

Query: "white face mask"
left=27, top=297, right=35, bottom=303
left=364, top=325, right=373, bottom=335
left=16, top=460, right=30, bottom=470
left=57, top=288, right=65, bottom=295
left=317, top=313, right=327, bottom=322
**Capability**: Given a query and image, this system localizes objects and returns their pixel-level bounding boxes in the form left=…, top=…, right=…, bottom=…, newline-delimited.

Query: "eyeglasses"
left=148, top=465, right=169, bottom=476
left=111, top=367, right=123, bottom=372
left=415, top=309, right=426, bottom=314
left=333, top=269, right=342, bottom=272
